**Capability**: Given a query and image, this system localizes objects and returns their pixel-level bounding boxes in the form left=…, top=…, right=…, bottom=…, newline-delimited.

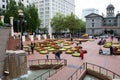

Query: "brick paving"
left=25, top=37, right=120, bottom=80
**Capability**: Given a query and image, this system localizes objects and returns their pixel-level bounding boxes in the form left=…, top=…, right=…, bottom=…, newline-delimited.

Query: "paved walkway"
left=26, top=37, right=120, bottom=80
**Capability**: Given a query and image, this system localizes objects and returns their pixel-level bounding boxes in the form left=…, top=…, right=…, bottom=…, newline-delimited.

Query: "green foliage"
left=0, top=8, right=4, bottom=15
left=51, top=13, right=66, bottom=33
left=4, top=0, right=18, bottom=23
left=24, top=4, right=41, bottom=32
left=0, top=21, right=4, bottom=26
left=3, top=0, right=41, bottom=32
left=51, top=13, right=86, bottom=34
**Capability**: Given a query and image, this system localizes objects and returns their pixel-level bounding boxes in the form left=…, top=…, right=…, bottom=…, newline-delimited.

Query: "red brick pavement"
left=25, top=37, right=120, bottom=80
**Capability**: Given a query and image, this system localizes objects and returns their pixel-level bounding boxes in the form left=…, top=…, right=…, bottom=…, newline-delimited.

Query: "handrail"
left=28, top=59, right=67, bottom=66
left=86, top=62, right=120, bottom=79
left=67, top=63, right=86, bottom=80
left=32, top=60, right=67, bottom=80
left=27, top=59, right=67, bottom=80
left=67, top=62, right=120, bottom=80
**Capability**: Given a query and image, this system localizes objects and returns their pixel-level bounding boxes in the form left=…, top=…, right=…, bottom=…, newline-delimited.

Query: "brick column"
left=10, top=17, right=14, bottom=36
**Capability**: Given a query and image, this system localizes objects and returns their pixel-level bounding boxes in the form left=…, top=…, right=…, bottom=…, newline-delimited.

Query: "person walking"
left=46, top=54, right=49, bottom=59
left=27, top=46, right=31, bottom=55
left=80, top=50, right=84, bottom=60
left=55, top=50, right=62, bottom=60
left=110, top=45, right=113, bottom=55
left=31, top=42, right=35, bottom=54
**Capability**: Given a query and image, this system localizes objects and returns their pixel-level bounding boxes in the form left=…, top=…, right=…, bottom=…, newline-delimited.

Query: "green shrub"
left=0, top=21, right=4, bottom=26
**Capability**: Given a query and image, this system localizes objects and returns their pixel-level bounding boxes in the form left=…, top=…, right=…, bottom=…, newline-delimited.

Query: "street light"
left=18, top=9, right=24, bottom=50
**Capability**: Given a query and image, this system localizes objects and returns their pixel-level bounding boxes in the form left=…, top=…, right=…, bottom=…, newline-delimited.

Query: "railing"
left=27, top=59, right=67, bottom=80
left=67, top=63, right=86, bottom=80
left=67, top=62, right=120, bottom=80
left=86, top=62, right=120, bottom=79
left=28, top=59, right=67, bottom=66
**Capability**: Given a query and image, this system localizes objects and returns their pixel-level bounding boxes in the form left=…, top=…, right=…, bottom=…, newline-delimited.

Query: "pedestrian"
left=46, top=54, right=49, bottom=59
left=46, top=54, right=49, bottom=62
left=110, top=35, right=113, bottom=41
left=110, top=45, right=113, bottom=55
left=31, top=42, right=35, bottom=54
left=99, top=48, right=103, bottom=54
left=27, top=46, right=31, bottom=55
left=55, top=50, right=61, bottom=60
left=80, top=50, right=84, bottom=60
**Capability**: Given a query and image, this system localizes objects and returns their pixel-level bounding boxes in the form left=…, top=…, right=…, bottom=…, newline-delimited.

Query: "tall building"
left=0, top=0, right=31, bottom=10
left=82, top=8, right=99, bottom=21
left=85, top=4, right=120, bottom=35
left=0, top=0, right=7, bottom=10
left=33, top=0, right=75, bottom=37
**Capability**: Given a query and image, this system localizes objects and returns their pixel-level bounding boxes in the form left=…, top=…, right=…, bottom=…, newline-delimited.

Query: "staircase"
left=0, top=27, right=11, bottom=77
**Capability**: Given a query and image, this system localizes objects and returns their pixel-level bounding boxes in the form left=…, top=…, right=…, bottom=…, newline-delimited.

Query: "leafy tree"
left=3, top=0, right=40, bottom=33
left=80, top=20, right=86, bottom=32
left=64, top=13, right=83, bottom=37
left=51, top=13, right=66, bottom=33
left=4, top=0, right=18, bottom=23
left=24, top=4, right=41, bottom=33
left=51, top=13, right=86, bottom=37
left=0, top=21, right=4, bottom=26
left=0, top=8, right=4, bottom=15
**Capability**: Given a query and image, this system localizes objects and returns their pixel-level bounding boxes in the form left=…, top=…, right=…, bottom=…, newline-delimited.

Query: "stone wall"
left=0, top=27, right=10, bottom=77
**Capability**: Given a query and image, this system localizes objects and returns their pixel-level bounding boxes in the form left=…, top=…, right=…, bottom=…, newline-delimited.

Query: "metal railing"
left=86, top=62, right=120, bottom=79
left=28, top=59, right=67, bottom=66
left=67, top=63, right=86, bottom=80
left=27, top=59, right=67, bottom=80
left=67, top=62, right=120, bottom=80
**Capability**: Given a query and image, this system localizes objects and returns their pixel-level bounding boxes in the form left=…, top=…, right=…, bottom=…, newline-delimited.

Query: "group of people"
left=110, top=46, right=118, bottom=55
left=99, top=45, right=118, bottom=55
left=46, top=50, right=62, bottom=60
left=27, top=42, right=35, bottom=55
left=98, top=38, right=106, bottom=45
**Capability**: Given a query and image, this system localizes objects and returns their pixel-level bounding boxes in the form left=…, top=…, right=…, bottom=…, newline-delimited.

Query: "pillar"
left=48, top=22, right=52, bottom=39
left=0, top=15, right=4, bottom=23
left=10, top=17, right=14, bottom=36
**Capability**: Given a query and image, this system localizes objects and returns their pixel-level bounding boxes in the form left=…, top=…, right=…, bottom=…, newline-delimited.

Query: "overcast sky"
left=75, top=0, right=120, bottom=18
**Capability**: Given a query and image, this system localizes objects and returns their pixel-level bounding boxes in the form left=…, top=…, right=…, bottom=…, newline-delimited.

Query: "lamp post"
left=18, top=9, right=24, bottom=50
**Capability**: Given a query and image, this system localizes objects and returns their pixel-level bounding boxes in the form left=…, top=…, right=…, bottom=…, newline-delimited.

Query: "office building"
left=0, top=0, right=31, bottom=10
left=33, top=0, right=75, bottom=37
left=82, top=8, right=99, bottom=21
left=85, top=4, right=120, bottom=35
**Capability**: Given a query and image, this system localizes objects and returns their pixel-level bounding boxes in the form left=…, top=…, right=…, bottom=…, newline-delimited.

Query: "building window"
left=114, top=20, right=116, bottom=22
left=92, top=19, right=94, bottom=22
left=109, top=20, right=111, bottom=22
left=92, top=23, right=94, bottom=27
left=2, top=0, right=5, bottom=2
left=2, top=5, right=5, bottom=8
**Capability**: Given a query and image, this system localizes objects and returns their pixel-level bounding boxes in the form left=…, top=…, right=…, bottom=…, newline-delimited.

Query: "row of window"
left=92, top=19, right=117, bottom=22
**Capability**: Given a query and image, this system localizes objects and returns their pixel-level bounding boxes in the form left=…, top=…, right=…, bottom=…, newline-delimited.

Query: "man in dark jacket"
left=110, top=46, right=113, bottom=55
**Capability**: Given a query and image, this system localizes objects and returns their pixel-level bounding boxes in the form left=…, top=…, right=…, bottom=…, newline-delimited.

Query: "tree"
left=0, top=8, right=4, bottom=15
left=24, top=4, right=41, bottom=33
left=51, top=13, right=86, bottom=37
left=4, top=0, right=18, bottom=23
left=51, top=13, right=66, bottom=33
left=64, top=13, right=83, bottom=37
left=3, top=0, right=40, bottom=33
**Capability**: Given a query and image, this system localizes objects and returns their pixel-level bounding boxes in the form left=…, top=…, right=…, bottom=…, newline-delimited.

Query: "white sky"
left=75, top=0, right=120, bottom=18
